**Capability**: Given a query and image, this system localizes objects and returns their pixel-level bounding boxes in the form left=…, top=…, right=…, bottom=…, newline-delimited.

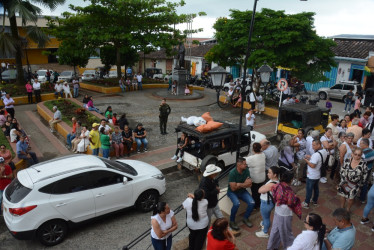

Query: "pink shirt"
left=87, top=100, right=94, bottom=108
left=354, top=99, right=361, bottom=110
left=25, top=83, right=33, bottom=93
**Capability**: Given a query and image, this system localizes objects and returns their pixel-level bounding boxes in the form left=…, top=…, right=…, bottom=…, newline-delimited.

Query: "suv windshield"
left=5, top=178, right=32, bottom=203
left=37, top=70, right=46, bottom=76
left=99, top=157, right=137, bottom=176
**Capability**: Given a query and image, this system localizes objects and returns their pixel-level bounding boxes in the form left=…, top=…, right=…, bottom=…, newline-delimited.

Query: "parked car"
left=81, top=70, right=97, bottom=81
left=37, top=69, right=54, bottom=83
left=58, top=71, right=76, bottom=82
left=277, top=103, right=329, bottom=140
left=107, top=70, right=122, bottom=78
left=2, top=155, right=165, bottom=246
left=175, top=122, right=265, bottom=173
left=318, top=81, right=363, bottom=102
left=1, top=69, right=17, bottom=81
left=145, top=68, right=163, bottom=79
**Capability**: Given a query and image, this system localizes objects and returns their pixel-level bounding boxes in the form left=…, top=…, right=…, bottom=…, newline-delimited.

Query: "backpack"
left=317, top=150, right=329, bottom=170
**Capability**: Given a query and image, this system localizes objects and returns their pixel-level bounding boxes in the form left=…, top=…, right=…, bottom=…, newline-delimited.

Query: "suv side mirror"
left=123, top=177, right=128, bottom=185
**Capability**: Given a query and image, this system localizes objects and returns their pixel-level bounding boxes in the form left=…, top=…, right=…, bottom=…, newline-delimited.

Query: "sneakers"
left=320, top=177, right=327, bottom=183
left=176, top=157, right=182, bottom=163
left=229, top=221, right=239, bottom=231
left=361, top=218, right=370, bottom=224
left=291, top=179, right=297, bottom=186
left=255, top=230, right=269, bottom=238
left=294, top=180, right=301, bottom=186
left=311, top=201, right=319, bottom=207
left=242, top=218, right=253, bottom=228
left=343, top=110, right=346, bottom=112
left=137, top=150, right=140, bottom=154
left=171, top=155, right=177, bottom=160
left=144, top=148, right=148, bottom=152
left=302, top=202, right=309, bottom=209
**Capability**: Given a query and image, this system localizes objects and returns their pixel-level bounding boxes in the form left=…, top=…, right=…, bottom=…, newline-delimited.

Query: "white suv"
left=2, top=155, right=165, bottom=246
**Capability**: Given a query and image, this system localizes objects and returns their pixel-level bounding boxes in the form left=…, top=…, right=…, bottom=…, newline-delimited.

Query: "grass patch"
left=0, top=130, right=15, bottom=158
left=44, top=99, right=102, bottom=128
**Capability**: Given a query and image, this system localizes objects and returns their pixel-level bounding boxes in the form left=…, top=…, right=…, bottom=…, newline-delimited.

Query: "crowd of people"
left=63, top=107, right=149, bottom=157
left=149, top=106, right=374, bottom=249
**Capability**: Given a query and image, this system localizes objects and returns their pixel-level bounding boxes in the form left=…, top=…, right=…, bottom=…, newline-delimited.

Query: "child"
left=326, top=98, right=332, bottom=113
left=112, top=113, right=118, bottom=125
left=171, top=80, right=177, bottom=95
left=184, top=84, right=190, bottom=96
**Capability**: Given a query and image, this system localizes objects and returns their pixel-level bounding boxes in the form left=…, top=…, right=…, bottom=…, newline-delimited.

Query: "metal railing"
left=122, top=163, right=235, bottom=250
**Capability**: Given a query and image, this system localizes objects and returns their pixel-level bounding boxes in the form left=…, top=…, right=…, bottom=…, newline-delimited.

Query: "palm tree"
left=0, top=0, right=65, bottom=84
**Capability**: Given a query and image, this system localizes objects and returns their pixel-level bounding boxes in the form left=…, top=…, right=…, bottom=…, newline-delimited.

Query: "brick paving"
left=233, top=179, right=374, bottom=250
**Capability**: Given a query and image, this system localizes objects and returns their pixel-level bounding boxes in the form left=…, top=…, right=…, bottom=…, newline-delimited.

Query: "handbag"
left=341, top=181, right=357, bottom=194
left=328, top=153, right=335, bottom=167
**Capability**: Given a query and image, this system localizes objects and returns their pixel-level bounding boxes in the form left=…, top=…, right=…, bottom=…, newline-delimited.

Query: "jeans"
left=360, top=169, right=372, bottom=202
left=88, top=107, right=100, bottom=113
left=260, top=199, right=274, bottom=234
left=207, top=204, right=224, bottom=223
left=138, top=81, right=143, bottom=90
left=227, top=190, right=255, bottom=222
left=92, top=148, right=99, bottom=156
left=344, top=99, right=353, bottom=111
left=120, top=85, right=125, bottom=93
left=305, top=178, right=319, bottom=204
left=67, top=133, right=76, bottom=147
left=135, top=138, right=148, bottom=151
left=102, top=148, right=110, bottom=158
left=17, top=152, right=38, bottom=167
left=0, top=189, right=3, bottom=214
left=151, top=235, right=172, bottom=250
left=74, top=88, right=79, bottom=98
left=55, top=91, right=63, bottom=98
left=363, top=185, right=374, bottom=218
left=27, top=92, right=33, bottom=103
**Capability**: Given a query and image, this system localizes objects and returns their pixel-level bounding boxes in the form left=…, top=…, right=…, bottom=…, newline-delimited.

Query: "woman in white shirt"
left=183, top=189, right=209, bottom=250
left=255, top=166, right=281, bottom=238
left=76, top=126, right=90, bottom=153
left=245, top=142, right=266, bottom=209
left=288, top=213, right=326, bottom=250
left=151, top=202, right=178, bottom=250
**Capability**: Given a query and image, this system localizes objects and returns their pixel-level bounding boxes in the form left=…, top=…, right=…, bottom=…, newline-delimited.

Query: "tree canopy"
left=53, top=0, right=204, bottom=78
left=205, top=8, right=336, bottom=83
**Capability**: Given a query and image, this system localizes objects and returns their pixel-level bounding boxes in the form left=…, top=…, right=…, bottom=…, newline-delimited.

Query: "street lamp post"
left=236, top=0, right=258, bottom=161
left=209, top=66, right=228, bottom=106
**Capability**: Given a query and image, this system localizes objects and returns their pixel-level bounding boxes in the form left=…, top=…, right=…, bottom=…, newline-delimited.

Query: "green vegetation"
left=206, top=8, right=336, bottom=84
left=0, top=82, right=54, bottom=97
left=44, top=99, right=101, bottom=128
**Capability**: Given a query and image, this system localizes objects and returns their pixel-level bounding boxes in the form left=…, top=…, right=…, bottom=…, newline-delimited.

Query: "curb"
left=0, top=93, right=56, bottom=106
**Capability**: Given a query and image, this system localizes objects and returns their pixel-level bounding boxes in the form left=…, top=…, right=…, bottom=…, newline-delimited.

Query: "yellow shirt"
left=89, top=130, right=101, bottom=149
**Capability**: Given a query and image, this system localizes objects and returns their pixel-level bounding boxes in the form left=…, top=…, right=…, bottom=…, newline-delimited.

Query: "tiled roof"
left=332, top=38, right=374, bottom=59
left=139, top=44, right=215, bottom=59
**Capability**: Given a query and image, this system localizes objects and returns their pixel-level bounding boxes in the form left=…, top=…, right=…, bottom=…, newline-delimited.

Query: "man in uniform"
left=159, top=98, right=171, bottom=135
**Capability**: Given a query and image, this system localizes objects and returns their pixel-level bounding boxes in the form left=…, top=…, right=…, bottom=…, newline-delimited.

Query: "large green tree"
left=0, top=0, right=65, bottom=84
left=61, top=0, right=203, bottom=79
left=47, top=13, right=95, bottom=75
left=205, top=8, right=336, bottom=84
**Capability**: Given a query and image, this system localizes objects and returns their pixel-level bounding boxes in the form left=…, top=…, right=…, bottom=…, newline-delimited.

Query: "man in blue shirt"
left=16, top=135, right=39, bottom=167
left=359, top=138, right=374, bottom=202
left=323, top=208, right=356, bottom=250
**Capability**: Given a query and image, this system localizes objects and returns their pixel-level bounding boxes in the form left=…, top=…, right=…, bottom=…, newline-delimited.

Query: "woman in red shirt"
left=207, top=218, right=238, bottom=250
left=0, top=156, right=13, bottom=215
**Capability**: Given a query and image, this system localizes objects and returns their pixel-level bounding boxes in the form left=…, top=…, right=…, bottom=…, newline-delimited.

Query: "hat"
left=0, top=157, right=4, bottom=163
left=92, top=122, right=100, bottom=127
left=59, top=80, right=64, bottom=83
left=203, top=164, right=222, bottom=177
left=64, top=81, right=68, bottom=84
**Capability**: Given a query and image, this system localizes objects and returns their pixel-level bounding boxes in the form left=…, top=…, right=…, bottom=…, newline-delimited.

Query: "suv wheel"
left=200, top=155, right=217, bottom=173
left=319, top=92, right=327, bottom=100
left=136, top=190, right=159, bottom=212
left=37, top=220, right=68, bottom=246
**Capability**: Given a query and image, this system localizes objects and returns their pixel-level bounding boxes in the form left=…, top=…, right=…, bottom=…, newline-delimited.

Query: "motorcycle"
left=292, top=81, right=308, bottom=95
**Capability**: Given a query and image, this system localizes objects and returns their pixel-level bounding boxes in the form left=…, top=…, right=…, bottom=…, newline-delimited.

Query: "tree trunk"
left=9, top=15, right=25, bottom=84
left=116, top=47, right=121, bottom=80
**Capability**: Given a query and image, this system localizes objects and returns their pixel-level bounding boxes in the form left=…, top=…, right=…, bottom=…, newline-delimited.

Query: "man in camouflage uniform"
left=159, top=98, right=171, bottom=135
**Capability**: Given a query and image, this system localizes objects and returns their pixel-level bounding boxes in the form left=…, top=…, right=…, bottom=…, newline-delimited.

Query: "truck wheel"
left=200, top=155, right=217, bottom=173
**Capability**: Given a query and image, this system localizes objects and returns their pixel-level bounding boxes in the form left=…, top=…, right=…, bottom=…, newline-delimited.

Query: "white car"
left=81, top=70, right=97, bottom=81
left=37, top=69, right=54, bottom=83
left=107, top=70, right=122, bottom=78
left=58, top=71, right=76, bottom=82
left=2, top=155, right=165, bottom=246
